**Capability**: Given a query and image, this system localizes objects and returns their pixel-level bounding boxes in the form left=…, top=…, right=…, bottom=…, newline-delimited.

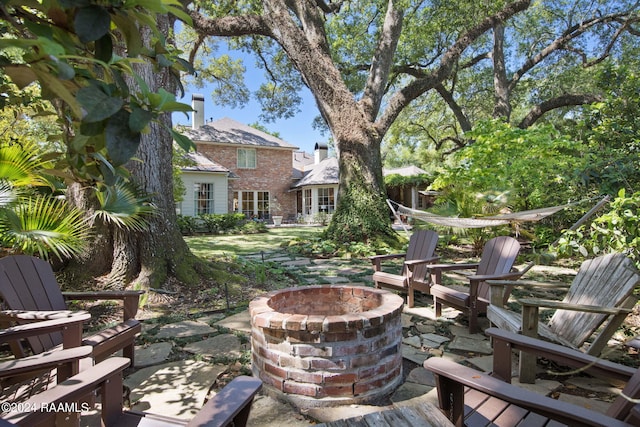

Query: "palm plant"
left=94, top=179, right=155, bottom=232
left=0, top=141, right=90, bottom=259
left=0, top=140, right=158, bottom=260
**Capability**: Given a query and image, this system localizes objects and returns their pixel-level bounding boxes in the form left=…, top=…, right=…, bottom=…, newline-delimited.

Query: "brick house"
left=177, top=95, right=429, bottom=222
left=178, top=94, right=302, bottom=221
left=290, top=143, right=339, bottom=218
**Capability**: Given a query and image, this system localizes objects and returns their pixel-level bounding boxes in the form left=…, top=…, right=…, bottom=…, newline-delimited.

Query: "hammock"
left=388, top=199, right=586, bottom=229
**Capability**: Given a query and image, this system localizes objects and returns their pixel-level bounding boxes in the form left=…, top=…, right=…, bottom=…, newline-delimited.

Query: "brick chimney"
left=192, top=93, right=205, bottom=129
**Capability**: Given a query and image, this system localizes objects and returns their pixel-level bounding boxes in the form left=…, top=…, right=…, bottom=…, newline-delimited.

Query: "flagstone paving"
left=112, top=250, right=630, bottom=426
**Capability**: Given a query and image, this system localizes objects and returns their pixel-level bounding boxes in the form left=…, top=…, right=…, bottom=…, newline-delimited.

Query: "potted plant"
left=270, top=197, right=283, bottom=226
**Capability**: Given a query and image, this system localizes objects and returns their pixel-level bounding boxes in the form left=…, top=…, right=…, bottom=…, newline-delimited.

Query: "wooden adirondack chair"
left=0, top=320, right=262, bottom=427
left=424, top=328, right=640, bottom=427
left=0, top=314, right=91, bottom=403
left=487, top=252, right=640, bottom=383
left=370, top=229, right=439, bottom=307
left=427, top=236, right=523, bottom=333
left=0, top=255, right=143, bottom=365
left=4, top=365, right=262, bottom=427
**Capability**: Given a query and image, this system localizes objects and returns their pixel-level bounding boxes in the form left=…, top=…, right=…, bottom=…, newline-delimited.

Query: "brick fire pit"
left=249, top=285, right=404, bottom=407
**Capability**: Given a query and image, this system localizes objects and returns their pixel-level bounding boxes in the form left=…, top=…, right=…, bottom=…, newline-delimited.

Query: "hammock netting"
left=389, top=200, right=575, bottom=229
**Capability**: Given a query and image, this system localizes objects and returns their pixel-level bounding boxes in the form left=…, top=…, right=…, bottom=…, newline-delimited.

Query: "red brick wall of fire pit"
left=249, top=285, right=404, bottom=407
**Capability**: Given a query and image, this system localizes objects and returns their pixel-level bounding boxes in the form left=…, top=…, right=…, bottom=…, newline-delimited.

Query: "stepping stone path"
left=114, top=250, right=626, bottom=426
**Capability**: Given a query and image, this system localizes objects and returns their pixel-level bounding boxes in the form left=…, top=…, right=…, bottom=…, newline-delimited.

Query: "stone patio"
left=96, top=250, right=631, bottom=427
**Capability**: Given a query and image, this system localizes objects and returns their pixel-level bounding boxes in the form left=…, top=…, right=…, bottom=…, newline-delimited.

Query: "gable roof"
left=180, top=152, right=238, bottom=178
left=292, top=159, right=430, bottom=188
left=292, top=157, right=339, bottom=188
left=184, top=117, right=299, bottom=150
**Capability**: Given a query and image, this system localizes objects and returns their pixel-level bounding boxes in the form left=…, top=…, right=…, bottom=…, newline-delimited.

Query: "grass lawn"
left=184, top=225, right=326, bottom=258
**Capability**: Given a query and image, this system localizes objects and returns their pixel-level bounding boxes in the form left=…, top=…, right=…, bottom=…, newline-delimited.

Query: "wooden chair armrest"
left=0, top=310, right=88, bottom=322
left=404, top=256, right=440, bottom=268
left=369, top=253, right=406, bottom=263
left=426, top=262, right=480, bottom=272
left=468, top=271, right=523, bottom=282
left=486, top=328, right=635, bottom=382
left=517, top=298, right=634, bottom=315
left=3, top=357, right=131, bottom=426
left=424, top=357, right=634, bottom=427
left=487, top=279, right=571, bottom=289
left=0, top=346, right=92, bottom=379
left=62, top=290, right=144, bottom=320
left=186, top=375, right=262, bottom=427
left=0, top=313, right=91, bottom=343
left=62, top=290, right=144, bottom=300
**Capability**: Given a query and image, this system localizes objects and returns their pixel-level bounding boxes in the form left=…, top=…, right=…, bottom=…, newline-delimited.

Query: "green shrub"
left=176, top=213, right=248, bottom=235
left=556, top=189, right=639, bottom=267
left=176, top=215, right=200, bottom=235
left=240, top=221, right=268, bottom=234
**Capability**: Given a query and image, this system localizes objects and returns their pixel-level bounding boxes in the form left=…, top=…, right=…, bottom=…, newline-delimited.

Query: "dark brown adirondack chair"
left=0, top=313, right=91, bottom=405
left=424, top=328, right=640, bottom=427
left=0, top=320, right=262, bottom=427
left=427, top=236, right=523, bottom=333
left=370, top=229, right=439, bottom=307
left=0, top=255, right=143, bottom=365
left=487, top=252, right=640, bottom=383
left=4, top=365, right=262, bottom=427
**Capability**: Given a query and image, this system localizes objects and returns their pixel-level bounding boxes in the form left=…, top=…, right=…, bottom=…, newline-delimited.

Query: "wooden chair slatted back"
left=0, top=256, right=67, bottom=353
left=476, top=236, right=521, bottom=302
left=549, top=253, right=640, bottom=347
left=402, top=230, right=439, bottom=280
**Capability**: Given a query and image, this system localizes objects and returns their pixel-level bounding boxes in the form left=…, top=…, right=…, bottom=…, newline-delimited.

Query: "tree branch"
left=376, top=0, right=531, bottom=136
left=360, top=0, right=404, bottom=121
left=314, top=0, right=343, bottom=14
left=518, top=93, right=603, bottom=128
left=509, top=12, right=636, bottom=91
left=435, top=83, right=472, bottom=132
left=187, top=10, right=271, bottom=38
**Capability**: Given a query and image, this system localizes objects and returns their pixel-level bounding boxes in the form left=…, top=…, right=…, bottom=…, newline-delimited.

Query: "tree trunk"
left=66, top=16, right=200, bottom=290
left=259, top=1, right=398, bottom=245
left=324, top=115, right=395, bottom=244
left=113, top=19, right=200, bottom=289
left=492, top=23, right=511, bottom=120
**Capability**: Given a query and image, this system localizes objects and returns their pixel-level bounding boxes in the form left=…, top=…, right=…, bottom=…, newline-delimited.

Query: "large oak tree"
left=183, top=0, right=532, bottom=243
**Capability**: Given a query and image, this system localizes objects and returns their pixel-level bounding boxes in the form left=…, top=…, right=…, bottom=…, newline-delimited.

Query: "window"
left=257, top=191, right=269, bottom=219
left=235, top=191, right=270, bottom=219
left=195, top=183, right=214, bottom=214
left=241, top=191, right=254, bottom=217
left=237, top=148, right=256, bottom=168
left=318, top=188, right=335, bottom=213
left=304, top=189, right=312, bottom=215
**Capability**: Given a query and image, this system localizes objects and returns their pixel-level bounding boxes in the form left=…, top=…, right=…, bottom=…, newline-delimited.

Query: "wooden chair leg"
left=433, top=373, right=464, bottom=427
left=519, top=304, right=539, bottom=383
left=491, top=335, right=513, bottom=383
left=435, top=298, right=442, bottom=317
left=123, top=344, right=135, bottom=367
left=468, top=305, right=478, bottom=334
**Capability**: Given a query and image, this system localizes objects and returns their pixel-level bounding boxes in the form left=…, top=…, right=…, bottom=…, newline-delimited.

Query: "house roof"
left=292, top=151, right=315, bottom=179
left=185, top=117, right=299, bottom=150
left=383, top=165, right=428, bottom=176
left=291, top=157, right=339, bottom=188
left=292, top=159, right=431, bottom=188
left=180, top=151, right=238, bottom=178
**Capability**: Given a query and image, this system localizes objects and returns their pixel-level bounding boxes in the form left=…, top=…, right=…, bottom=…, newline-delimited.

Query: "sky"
left=172, top=71, right=328, bottom=154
